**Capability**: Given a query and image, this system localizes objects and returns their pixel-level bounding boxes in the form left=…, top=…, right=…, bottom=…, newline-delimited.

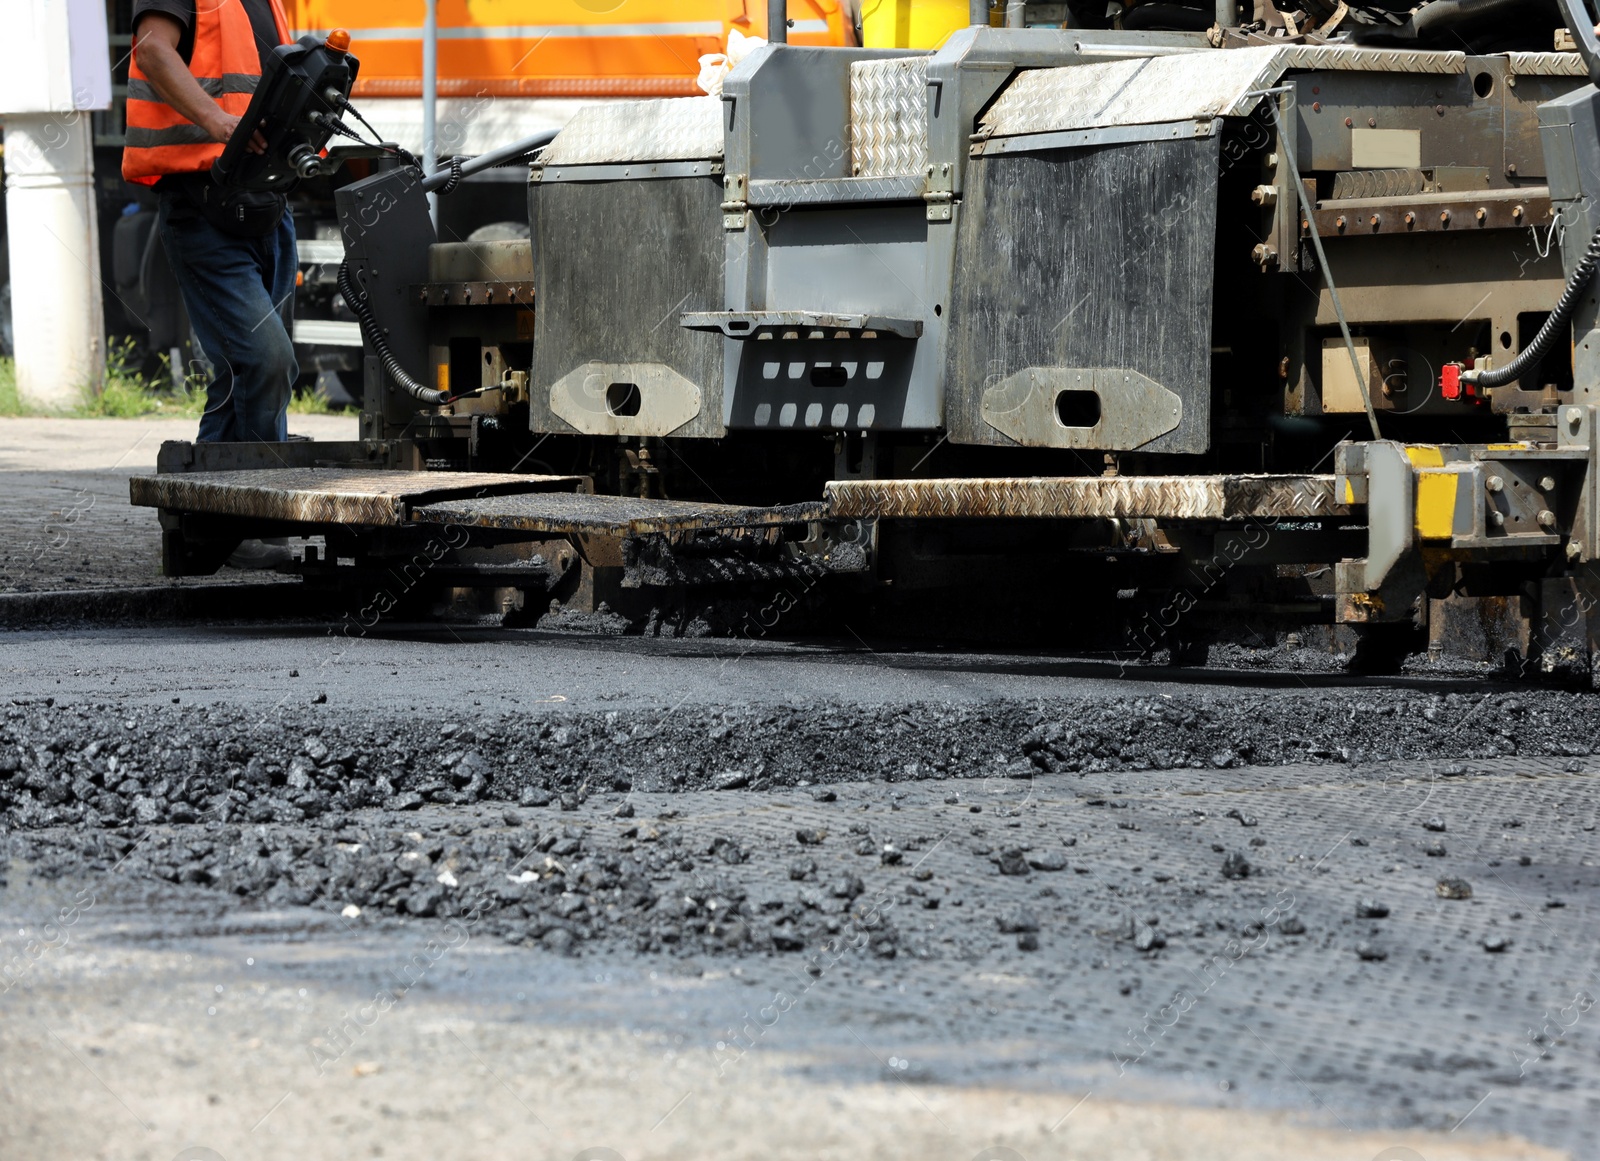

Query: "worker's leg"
left=157, top=193, right=297, bottom=442
left=236, top=214, right=300, bottom=442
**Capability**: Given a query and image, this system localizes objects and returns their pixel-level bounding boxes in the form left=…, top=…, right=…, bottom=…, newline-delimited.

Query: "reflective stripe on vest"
left=125, top=75, right=264, bottom=103
left=122, top=0, right=289, bottom=185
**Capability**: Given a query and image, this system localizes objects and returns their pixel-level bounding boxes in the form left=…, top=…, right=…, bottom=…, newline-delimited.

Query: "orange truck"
left=281, top=1, right=858, bottom=100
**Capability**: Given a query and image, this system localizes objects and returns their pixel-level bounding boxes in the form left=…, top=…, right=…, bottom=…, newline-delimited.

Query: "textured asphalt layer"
left=2, top=624, right=1598, bottom=1156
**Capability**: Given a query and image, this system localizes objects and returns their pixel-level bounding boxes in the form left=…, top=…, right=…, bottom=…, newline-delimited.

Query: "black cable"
left=436, top=156, right=464, bottom=195
left=313, top=111, right=366, bottom=145
left=337, top=259, right=450, bottom=405
left=1462, top=224, right=1600, bottom=388
left=328, top=94, right=420, bottom=168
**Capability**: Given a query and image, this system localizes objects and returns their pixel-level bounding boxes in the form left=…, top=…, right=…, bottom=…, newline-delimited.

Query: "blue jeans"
left=157, top=190, right=298, bottom=442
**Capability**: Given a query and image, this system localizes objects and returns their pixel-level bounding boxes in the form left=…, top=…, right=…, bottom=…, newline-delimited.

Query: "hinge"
left=722, top=173, right=748, bottom=230
left=924, top=161, right=953, bottom=222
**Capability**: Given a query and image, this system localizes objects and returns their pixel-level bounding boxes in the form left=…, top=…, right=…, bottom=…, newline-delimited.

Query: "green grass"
left=0, top=341, right=344, bottom=419
left=0, top=357, right=21, bottom=417
left=288, top=387, right=340, bottom=416
left=74, top=337, right=206, bottom=418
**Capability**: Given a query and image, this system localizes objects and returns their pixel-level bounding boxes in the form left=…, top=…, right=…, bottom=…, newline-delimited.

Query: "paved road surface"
left=0, top=415, right=354, bottom=594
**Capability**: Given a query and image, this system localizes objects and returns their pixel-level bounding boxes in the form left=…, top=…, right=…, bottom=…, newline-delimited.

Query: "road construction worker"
left=124, top=0, right=296, bottom=446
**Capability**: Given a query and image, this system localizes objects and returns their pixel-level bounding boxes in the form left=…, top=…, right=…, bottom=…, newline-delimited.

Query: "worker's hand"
left=208, top=111, right=268, bottom=154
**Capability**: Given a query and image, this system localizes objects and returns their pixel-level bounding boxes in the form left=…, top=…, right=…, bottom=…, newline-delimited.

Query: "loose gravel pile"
left=2, top=689, right=1595, bottom=960
left=3, top=687, right=1593, bottom=827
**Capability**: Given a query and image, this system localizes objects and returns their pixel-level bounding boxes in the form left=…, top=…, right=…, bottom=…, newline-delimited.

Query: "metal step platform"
left=132, top=468, right=1348, bottom=532
left=412, top=492, right=824, bottom=535
left=129, top=469, right=584, bottom=527
left=824, top=474, right=1345, bottom=521
left=129, top=469, right=824, bottom=537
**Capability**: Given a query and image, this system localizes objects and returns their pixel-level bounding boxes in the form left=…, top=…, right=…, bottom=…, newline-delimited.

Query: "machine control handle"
left=1557, top=0, right=1600, bottom=87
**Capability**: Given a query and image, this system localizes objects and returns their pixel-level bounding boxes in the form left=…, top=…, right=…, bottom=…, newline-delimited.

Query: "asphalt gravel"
left=3, top=628, right=1599, bottom=1157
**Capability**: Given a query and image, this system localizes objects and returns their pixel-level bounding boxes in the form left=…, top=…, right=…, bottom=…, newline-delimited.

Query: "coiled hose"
left=337, top=259, right=450, bottom=405
left=1462, top=224, right=1600, bottom=387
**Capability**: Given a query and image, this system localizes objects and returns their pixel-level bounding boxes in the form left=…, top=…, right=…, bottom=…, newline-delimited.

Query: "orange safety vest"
left=122, top=0, right=290, bottom=185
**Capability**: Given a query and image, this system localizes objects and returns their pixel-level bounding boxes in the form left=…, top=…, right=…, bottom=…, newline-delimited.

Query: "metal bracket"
left=923, top=161, right=953, bottom=222
left=970, top=119, right=1220, bottom=159
left=538, top=160, right=723, bottom=183
left=1334, top=438, right=1586, bottom=621
left=722, top=173, right=748, bottom=231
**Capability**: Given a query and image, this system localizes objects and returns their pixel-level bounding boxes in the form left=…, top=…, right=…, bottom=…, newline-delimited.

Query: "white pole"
left=422, top=0, right=438, bottom=228
left=4, top=112, right=104, bottom=409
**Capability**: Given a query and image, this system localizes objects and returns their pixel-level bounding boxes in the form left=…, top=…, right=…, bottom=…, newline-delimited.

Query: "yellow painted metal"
left=860, top=0, right=968, bottom=48
left=1404, top=444, right=1445, bottom=468
left=1415, top=469, right=1460, bottom=539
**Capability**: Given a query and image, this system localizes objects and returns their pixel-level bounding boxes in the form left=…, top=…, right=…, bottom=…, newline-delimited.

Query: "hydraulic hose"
left=337, top=259, right=450, bottom=405
left=1461, top=225, right=1600, bottom=388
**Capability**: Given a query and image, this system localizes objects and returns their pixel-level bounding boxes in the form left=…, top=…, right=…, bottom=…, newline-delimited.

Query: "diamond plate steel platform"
left=850, top=57, right=929, bottom=178
left=1506, top=50, right=1587, bottom=77
left=412, top=492, right=826, bottom=536
left=542, top=97, right=724, bottom=167
left=129, top=469, right=582, bottom=526
left=825, top=474, right=1343, bottom=520
left=981, top=46, right=1466, bottom=141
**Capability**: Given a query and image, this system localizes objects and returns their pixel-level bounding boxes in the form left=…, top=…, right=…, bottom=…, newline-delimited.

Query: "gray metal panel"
left=335, top=169, right=436, bottom=431
left=531, top=175, right=728, bottom=439
left=722, top=204, right=938, bottom=430
left=979, top=46, right=1466, bottom=138
left=542, top=98, right=723, bottom=166
left=731, top=46, right=859, bottom=181
left=763, top=206, right=928, bottom=318
left=850, top=56, right=930, bottom=178
left=747, top=174, right=924, bottom=204
left=946, top=135, right=1219, bottom=454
